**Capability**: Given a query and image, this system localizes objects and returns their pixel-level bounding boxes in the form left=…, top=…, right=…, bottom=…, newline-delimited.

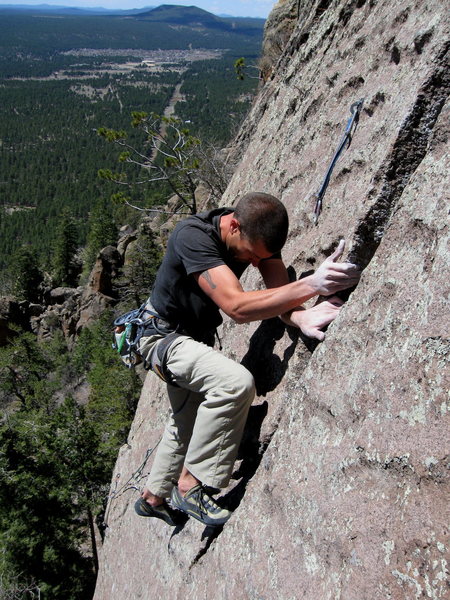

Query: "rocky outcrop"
left=77, top=246, right=122, bottom=332
left=116, top=225, right=137, bottom=259
left=260, top=0, right=299, bottom=80
left=1, top=245, right=123, bottom=345
left=34, top=286, right=82, bottom=342
left=94, top=1, right=449, bottom=598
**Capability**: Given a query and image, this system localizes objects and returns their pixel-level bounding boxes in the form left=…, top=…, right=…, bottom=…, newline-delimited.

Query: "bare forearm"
left=225, top=277, right=316, bottom=323
left=196, top=240, right=361, bottom=325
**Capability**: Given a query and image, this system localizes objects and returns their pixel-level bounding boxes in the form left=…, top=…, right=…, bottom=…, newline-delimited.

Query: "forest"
left=0, top=6, right=263, bottom=599
left=0, top=7, right=261, bottom=283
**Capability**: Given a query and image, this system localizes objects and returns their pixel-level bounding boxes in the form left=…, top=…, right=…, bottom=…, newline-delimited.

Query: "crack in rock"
left=349, top=42, right=450, bottom=268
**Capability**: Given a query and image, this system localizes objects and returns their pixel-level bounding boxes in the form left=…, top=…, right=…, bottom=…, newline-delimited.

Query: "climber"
left=134, top=192, right=361, bottom=527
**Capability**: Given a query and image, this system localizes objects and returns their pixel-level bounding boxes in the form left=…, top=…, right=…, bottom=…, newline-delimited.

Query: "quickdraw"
left=312, top=98, right=364, bottom=225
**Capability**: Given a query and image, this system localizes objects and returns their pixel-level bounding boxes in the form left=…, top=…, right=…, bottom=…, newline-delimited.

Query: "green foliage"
left=51, top=210, right=79, bottom=287
left=0, top=72, right=177, bottom=277
left=9, top=245, right=43, bottom=302
left=121, top=225, right=163, bottom=306
left=234, top=57, right=246, bottom=80
left=110, top=191, right=131, bottom=205
left=176, top=55, right=259, bottom=143
left=73, top=317, right=141, bottom=459
left=130, top=111, right=148, bottom=127
left=0, top=331, right=56, bottom=409
left=97, top=127, right=127, bottom=142
left=98, top=112, right=202, bottom=214
left=233, top=57, right=261, bottom=80
left=82, top=199, right=117, bottom=279
left=0, top=321, right=141, bottom=598
left=0, top=334, right=93, bottom=598
left=0, top=399, right=99, bottom=599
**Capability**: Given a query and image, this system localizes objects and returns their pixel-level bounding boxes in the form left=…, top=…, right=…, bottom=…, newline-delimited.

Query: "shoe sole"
left=134, top=498, right=177, bottom=526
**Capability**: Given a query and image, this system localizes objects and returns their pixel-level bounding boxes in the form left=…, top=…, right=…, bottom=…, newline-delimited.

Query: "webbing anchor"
left=312, top=98, right=364, bottom=225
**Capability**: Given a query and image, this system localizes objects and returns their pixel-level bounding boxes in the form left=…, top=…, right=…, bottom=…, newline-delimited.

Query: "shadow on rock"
left=221, top=401, right=270, bottom=512
left=241, top=317, right=299, bottom=396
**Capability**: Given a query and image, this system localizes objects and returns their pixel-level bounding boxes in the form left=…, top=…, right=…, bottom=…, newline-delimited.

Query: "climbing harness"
left=312, top=98, right=364, bottom=225
left=112, top=301, right=181, bottom=382
left=112, top=304, right=160, bottom=368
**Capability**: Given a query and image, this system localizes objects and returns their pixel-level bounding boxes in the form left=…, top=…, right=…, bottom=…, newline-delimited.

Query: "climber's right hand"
left=309, top=240, right=361, bottom=296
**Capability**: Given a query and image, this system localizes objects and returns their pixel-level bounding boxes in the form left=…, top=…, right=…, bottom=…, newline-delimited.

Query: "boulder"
left=47, top=286, right=79, bottom=304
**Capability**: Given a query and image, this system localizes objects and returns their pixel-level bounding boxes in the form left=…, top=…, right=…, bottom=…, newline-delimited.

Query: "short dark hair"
left=233, top=192, right=289, bottom=254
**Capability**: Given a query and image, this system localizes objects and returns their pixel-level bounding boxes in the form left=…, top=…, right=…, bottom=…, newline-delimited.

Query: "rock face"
left=260, top=0, right=299, bottom=80
left=94, top=1, right=449, bottom=599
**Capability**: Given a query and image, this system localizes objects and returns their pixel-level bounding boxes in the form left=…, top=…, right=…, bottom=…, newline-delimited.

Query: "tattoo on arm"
left=201, top=270, right=217, bottom=290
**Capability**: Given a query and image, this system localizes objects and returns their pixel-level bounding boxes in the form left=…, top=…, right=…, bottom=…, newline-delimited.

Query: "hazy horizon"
left=0, top=0, right=275, bottom=18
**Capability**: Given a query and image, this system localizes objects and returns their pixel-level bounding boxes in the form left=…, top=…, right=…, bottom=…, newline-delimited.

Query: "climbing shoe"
left=134, top=497, right=183, bottom=526
left=171, top=484, right=231, bottom=527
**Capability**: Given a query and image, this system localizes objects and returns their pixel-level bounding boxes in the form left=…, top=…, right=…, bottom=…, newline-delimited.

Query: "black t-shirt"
left=151, top=207, right=250, bottom=341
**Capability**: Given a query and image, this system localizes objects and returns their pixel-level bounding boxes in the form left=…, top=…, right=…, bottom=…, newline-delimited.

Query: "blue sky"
left=1, top=0, right=276, bottom=18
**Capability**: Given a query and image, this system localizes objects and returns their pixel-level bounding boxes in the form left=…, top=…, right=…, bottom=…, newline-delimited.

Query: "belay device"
left=312, top=98, right=364, bottom=225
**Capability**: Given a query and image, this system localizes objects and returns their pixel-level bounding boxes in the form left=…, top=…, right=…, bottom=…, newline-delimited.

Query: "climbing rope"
left=312, top=97, right=365, bottom=225
left=102, top=440, right=161, bottom=528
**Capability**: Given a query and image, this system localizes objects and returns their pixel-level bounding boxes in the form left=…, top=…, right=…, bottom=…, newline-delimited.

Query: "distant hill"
left=135, top=4, right=264, bottom=29
left=0, top=3, right=266, bottom=25
left=137, top=4, right=224, bottom=22
left=0, top=5, right=265, bottom=51
left=0, top=3, right=155, bottom=15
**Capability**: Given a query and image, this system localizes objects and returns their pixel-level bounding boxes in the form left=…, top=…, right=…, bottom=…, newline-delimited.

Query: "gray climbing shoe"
left=134, top=497, right=183, bottom=526
left=171, top=484, right=231, bottom=527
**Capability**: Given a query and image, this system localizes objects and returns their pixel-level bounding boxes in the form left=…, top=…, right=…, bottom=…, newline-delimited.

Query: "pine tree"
left=0, top=323, right=141, bottom=598
left=51, top=209, right=79, bottom=287
left=122, top=222, right=162, bottom=305
left=10, top=245, right=43, bottom=302
left=82, top=198, right=117, bottom=279
left=0, top=402, right=97, bottom=600
left=0, top=331, right=55, bottom=408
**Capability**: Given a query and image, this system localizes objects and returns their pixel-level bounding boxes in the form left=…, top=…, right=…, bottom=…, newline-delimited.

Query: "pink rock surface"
left=94, top=1, right=449, bottom=598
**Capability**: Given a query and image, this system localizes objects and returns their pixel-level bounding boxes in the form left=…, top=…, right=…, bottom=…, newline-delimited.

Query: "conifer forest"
left=0, top=6, right=262, bottom=598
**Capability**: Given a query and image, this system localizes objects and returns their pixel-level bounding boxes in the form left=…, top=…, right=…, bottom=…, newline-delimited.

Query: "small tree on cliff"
left=98, top=112, right=202, bottom=215
left=98, top=111, right=232, bottom=216
left=234, top=57, right=261, bottom=80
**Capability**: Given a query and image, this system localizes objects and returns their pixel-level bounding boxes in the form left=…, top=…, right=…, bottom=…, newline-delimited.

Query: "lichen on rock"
left=94, top=1, right=450, bottom=598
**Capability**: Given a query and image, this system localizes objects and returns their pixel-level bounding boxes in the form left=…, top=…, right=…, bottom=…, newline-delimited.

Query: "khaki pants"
left=139, top=335, right=255, bottom=498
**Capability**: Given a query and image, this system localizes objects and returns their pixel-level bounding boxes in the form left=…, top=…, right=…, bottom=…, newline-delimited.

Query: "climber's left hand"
left=284, top=296, right=344, bottom=341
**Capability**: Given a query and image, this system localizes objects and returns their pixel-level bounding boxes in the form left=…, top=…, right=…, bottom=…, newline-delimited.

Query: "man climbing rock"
left=134, top=192, right=361, bottom=527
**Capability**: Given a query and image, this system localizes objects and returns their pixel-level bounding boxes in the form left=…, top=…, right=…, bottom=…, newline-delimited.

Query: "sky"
left=1, top=0, right=277, bottom=18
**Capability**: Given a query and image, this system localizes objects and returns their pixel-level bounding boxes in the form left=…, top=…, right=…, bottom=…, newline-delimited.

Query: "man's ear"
left=230, top=217, right=241, bottom=235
